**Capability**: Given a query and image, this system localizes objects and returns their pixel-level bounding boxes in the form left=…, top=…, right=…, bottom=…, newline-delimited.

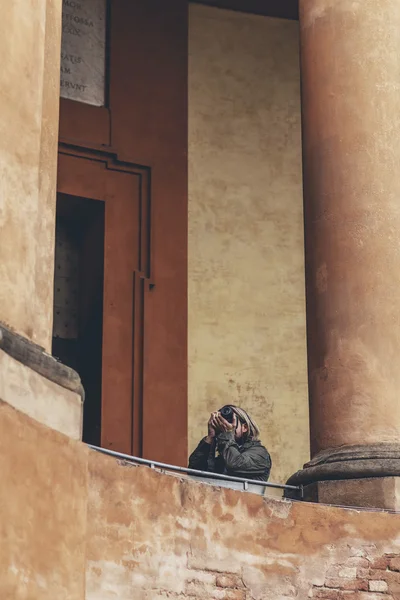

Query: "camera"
left=219, top=405, right=234, bottom=423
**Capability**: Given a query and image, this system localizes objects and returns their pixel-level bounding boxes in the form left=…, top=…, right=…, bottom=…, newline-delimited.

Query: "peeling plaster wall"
left=188, top=5, right=309, bottom=483
left=0, top=0, right=61, bottom=351
left=0, top=403, right=87, bottom=600
left=87, top=459, right=400, bottom=600
left=2, top=404, right=400, bottom=600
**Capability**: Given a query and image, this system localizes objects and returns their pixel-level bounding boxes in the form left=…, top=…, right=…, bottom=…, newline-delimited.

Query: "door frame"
left=57, top=146, right=151, bottom=456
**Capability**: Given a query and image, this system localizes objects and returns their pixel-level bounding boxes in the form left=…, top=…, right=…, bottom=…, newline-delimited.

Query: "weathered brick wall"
left=86, top=453, right=400, bottom=600
left=311, top=554, right=400, bottom=599
left=2, top=401, right=400, bottom=600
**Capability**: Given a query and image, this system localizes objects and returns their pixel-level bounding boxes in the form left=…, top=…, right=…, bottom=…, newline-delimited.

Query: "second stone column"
left=289, top=0, right=400, bottom=508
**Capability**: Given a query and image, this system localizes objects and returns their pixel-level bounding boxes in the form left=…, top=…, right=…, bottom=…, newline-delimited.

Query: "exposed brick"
left=390, top=558, right=400, bottom=572
left=368, top=569, right=389, bottom=580
left=216, top=574, right=244, bottom=589
left=340, top=568, right=358, bottom=579
left=369, top=580, right=388, bottom=593
left=327, top=567, right=358, bottom=580
left=313, top=589, right=341, bottom=599
left=312, top=589, right=363, bottom=600
left=346, top=558, right=370, bottom=568
left=185, top=581, right=210, bottom=597
left=369, top=569, right=400, bottom=584
left=358, top=594, right=394, bottom=600
left=185, top=581, right=246, bottom=600
left=387, top=580, right=400, bottom=595
left=325, top=578, right=368, bottom=591
left=357, top=568, right=370, bottom=579
left=370, top=557, right=391, bottom=570
left=186, top=569, right=217, bottom=586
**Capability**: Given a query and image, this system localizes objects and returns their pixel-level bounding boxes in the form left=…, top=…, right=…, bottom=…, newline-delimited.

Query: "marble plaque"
left=60, top=0, right=106, bottom=106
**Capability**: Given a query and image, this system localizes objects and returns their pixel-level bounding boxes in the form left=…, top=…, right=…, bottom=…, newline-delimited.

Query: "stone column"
left=289, top=0, right=400, bottom=508
left=0, top=0, right=61, bottom=352
left=0, top=1, right=83, bottom=442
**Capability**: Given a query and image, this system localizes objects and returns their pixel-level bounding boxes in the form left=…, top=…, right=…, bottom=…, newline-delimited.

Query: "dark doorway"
left=52, top=193, right=104, bottom=446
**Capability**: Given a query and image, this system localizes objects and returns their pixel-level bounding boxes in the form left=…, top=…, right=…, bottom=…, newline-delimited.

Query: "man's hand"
left=214, top=412, right=236, bottom=433
left=205, top=413, right=217, bottom=444
left=205, top=411, right=236, bottom=444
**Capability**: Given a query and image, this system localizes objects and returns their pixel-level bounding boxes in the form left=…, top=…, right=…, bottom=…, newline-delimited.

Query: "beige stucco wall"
left=188, top=5, right=309, bottom=483
left=0, top=0, right=61, bottom=351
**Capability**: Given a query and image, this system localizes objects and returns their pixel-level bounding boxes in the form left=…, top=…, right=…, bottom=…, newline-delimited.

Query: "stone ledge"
left=0, top=322, right=84, bottom=400
left=0, top=348, right=83, bottom=440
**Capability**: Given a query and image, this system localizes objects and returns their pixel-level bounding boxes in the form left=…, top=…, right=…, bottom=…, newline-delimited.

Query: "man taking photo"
left=188, top=405, right=271, bottom=481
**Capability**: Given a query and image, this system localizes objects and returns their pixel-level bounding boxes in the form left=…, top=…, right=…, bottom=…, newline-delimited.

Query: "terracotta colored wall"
left=0, top=403, right=87, bottom=600
left=0, top=0, right=61, bottom=352
left=188, top=5, right=308, bottom=483
left=88, top=460, right=400, bottom=599
left=2, top=403, right=400, bottom=600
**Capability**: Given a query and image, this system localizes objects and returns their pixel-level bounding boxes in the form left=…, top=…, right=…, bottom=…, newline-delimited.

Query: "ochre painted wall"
left=2, top=402, right=400, bottom=599
left=0, top=0, right=61, bottom=351
left=188, top=5, right=309, bottom=483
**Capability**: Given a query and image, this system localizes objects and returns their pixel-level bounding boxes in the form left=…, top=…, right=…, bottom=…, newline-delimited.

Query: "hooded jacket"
left=188, top=430, right=271, bottom=481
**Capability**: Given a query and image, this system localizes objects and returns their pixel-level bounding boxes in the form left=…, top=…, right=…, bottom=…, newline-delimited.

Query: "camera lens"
left=219, top=406, right=234, bottom=423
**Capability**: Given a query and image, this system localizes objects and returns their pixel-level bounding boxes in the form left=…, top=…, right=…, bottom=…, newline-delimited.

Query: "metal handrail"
left=87, top=444, right=304, bottom=498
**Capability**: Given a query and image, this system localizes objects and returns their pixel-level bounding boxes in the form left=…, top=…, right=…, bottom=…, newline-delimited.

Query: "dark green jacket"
left=188, top=431, right=271, bottom=481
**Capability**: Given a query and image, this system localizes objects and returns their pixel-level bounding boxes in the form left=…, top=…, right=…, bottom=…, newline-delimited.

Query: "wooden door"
left=57, top=0, right=188, bottom=466
left=57, top=151, right=149, bottom=455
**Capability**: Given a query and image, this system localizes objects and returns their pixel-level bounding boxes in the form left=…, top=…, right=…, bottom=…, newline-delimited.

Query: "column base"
left=286, top=444, right=400, bottom=509
left=301, top=477, right=400, bottom=511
